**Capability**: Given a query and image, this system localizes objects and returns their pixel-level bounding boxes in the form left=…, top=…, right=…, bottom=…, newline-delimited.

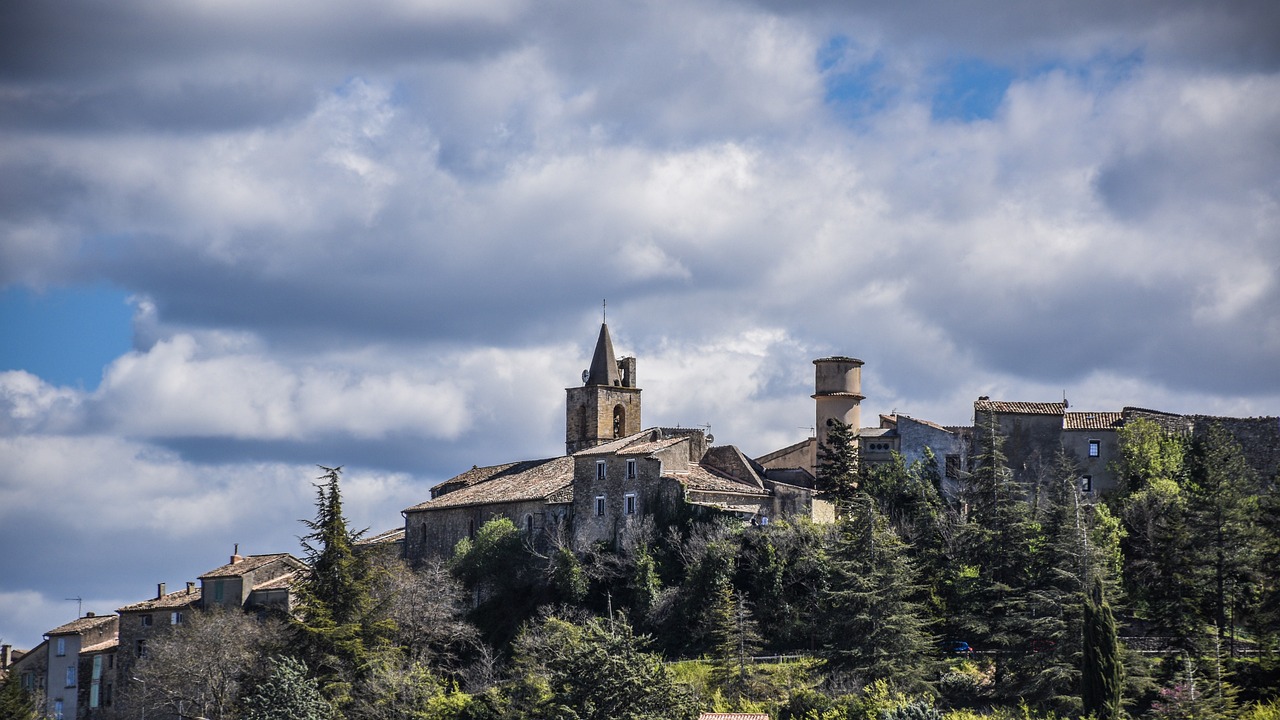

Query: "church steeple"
left=566, top=322, right=641, bottom=454
left=585, top=323, right=621, bottom=386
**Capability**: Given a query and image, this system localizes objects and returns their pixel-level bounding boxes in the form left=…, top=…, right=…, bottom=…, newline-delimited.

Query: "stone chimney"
left=186, top=581, right=196, bottom=594
left=231, top=543, right=243, bottom=564
left=157, top=582, right=166, bottom=599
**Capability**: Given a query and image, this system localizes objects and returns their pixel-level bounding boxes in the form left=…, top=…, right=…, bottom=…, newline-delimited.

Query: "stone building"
left=41, top=613, right=117, bottom=720
left=973, top=398, right=1280, bottom=495
left=755, top=358, right=969, bottom=493
left=114, top=582, right=203, bottom=706
left=197, top=550, right=306, bottom=615
left=403, top=323, right=828, bottom=562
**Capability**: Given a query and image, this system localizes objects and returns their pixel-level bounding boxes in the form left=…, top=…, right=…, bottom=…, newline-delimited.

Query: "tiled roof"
left=1064, top=412, right=1124, bottom=430
left=678, top=465, right=770, bottom=496
left=895, top=414, right=953, bottom=432
left=199, top=553, right=301, bottom=579
left=616, top=437, right=686, bottom=455
left=253, top=571, right=300, bottom=591
left=975, top=400, right=1066, bottom=415
left=357, top=527, right=405, bottom=546
left=47, top=614, right=116, bottom=637
left=406, top=456, right=574, bottom=511
left=81, top=638, right=118, bottom=653
left=574, top=430, right=659, bottom=456
left=118, top=586, right=202, bottom=613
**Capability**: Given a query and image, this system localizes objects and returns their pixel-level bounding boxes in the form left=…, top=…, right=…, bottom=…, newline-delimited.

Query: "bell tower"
left=566, top=323, right=642, bottom=454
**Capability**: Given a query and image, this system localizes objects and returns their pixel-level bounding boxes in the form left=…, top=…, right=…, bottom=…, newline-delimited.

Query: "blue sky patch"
left=931, top=57, right=1015, bottom=122
left=819, top=36, right=894, bottom=125
left=0, top=283, right=134, bottom=389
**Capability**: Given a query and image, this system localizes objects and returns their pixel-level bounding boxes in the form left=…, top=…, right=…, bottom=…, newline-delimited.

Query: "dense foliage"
left=108, top=423, right=1280, bottom=719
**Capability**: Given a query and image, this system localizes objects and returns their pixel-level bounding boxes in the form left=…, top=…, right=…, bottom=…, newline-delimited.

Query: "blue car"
left=946, top=641, right=974, bottom=657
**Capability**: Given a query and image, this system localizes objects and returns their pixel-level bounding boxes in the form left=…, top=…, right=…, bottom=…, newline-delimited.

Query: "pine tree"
left=1081, top=580, right=1124, bottom=720
left=708, top=581, right=764, bottom=700
left=817, top=418, right=861, bottom=512
left=0, top=677, right=38, bottom=720
left=241, top=655, right=332, bottom=720
left=1185, top=424, right=1261, bottom=656
left=293, top=465, right=392, bottom=707
left=821, top=499, right=934, bottom=689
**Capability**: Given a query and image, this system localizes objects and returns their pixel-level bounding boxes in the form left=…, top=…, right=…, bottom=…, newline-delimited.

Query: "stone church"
left=402, top=323, right=831, bottom=562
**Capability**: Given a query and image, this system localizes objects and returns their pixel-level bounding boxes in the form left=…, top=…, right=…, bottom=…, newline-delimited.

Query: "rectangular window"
left=56, top=638, right=66, bottom=656
left=1088, top=439, right=1100, bottom=458
left=140, top=614, right=153, bottom=627
left=945, top=454, right=961, bottom=480
left=65, top=665, right=75, bottom=687
left=596, top=460, right=607, bottom=480
left=1081, top=475, right=1093, bottom=493
left=104, top=683, right=113, bottom=707
left=136, top=640, right=147, bottom=658
left=54, top=699, right=63, bottom=720
left=624, top=493, right=637, bottom=515
left=213, top=580, right=224, bottom=602
left=626, top=459, right=637, bottom=479
left=595, top=495, right=606, bottom=516
left=171, top=611, right=183, bottom=625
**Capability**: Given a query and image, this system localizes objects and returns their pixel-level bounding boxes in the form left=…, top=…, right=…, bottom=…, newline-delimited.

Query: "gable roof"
left=46, top=614, right=116, bottom=637
left=252, top=571, right=300, bottom=591
left=118, top=586, right=202, bottom=613
left=199, top=553, right=303, bottom=579
left=678, top=464, right=771, bottom=496
left=406, top=456, right=575, bottom=512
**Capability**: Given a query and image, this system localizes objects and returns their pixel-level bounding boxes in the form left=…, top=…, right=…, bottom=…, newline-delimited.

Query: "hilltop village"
left=5, top=323, right=1279, bottom=720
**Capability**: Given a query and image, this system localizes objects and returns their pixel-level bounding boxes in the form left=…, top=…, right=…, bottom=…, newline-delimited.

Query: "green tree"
left=242, top=655, right=332, bottom=720
left=708, top=581, right=764, bottom=700
left=1185, top=424, right=1261, bottom=656
left=1114, top=416, right=1186, bottom=493
left=513, top=615, right=699, bottom=720
left=0, top=677, right=37, bottom=720
left=1082, top=580, right=1124, bottom=720
left=821, top=501, right=934, bottom=689
left=451, top=516, right=546, bottom=648
left=294, top=465, right=394, bottom=707
left=817, top=418, right=861, bottom=512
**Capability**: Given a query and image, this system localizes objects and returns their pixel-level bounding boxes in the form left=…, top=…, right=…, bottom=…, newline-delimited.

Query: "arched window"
left=613, top=405, right=626, bottom=437
left=525, top=514, right=534, bottom=535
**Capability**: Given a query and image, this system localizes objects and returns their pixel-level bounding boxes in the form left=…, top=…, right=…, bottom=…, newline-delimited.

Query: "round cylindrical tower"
left=813, top=356, right=865, bottom=448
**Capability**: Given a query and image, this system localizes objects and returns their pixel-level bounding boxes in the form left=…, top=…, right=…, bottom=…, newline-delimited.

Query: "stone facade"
left=198, top=552, right=305, bottom=614
left=404, top=323, right=824, bottom=562
left=115, top=582, right=202, bottom=696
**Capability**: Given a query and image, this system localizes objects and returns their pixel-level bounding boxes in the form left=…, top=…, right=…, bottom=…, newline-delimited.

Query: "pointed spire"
left=585, top=323, right=621, bottom=386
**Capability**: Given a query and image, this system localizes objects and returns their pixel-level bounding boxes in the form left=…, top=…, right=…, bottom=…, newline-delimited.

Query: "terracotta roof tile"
left=199, top=553, right=301, bottom=579
left=1064, top=412, right=1124, bottom=430
left=975, top=400, right=1066, bottom=415
left=357, top=527, right=405, bottom=546
left=81, top=638, right=119, bottom=653
left=118, top=587, right=202, bottom=613
left=678, top=465, right=770, bottom=496
left=407, top=456, right=574, bottom=511
left=47, top=615, right=116, bottom=637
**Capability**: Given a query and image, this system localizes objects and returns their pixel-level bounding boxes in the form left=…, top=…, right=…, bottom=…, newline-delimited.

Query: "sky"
left=2, top=0, right=1278, bottom=649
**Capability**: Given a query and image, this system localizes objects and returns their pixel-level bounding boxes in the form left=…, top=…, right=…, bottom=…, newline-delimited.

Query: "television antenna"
left=66, top=596, right=83, bottom=617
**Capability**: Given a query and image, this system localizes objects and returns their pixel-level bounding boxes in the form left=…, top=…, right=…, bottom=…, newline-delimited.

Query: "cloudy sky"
left=2, top=0, right=1278, bottom=648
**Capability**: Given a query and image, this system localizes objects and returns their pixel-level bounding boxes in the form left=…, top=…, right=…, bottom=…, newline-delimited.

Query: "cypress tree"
left=1081, top=580, right=1123, bottom=720
left=817, top=418, right=861, bottom=513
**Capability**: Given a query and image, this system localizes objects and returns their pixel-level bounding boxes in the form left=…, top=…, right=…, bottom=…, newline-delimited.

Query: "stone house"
left=197, top=550, right=306, bottom=615
left=403, top=323, right=828, bottom=562
left=41, top=613, right=117, bottom=720
left=8, top=640, right=46, bottom=714
left=114, top=582, right=203, bottom=705
left=973, top=399, right=1280, bottom=496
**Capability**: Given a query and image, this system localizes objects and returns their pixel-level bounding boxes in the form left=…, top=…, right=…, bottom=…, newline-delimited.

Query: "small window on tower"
left=613, top=405, right=626, bottom=437
left=1081, top=475, right=1093, bottom=493
left=945, top=454, right=961, bottom=480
